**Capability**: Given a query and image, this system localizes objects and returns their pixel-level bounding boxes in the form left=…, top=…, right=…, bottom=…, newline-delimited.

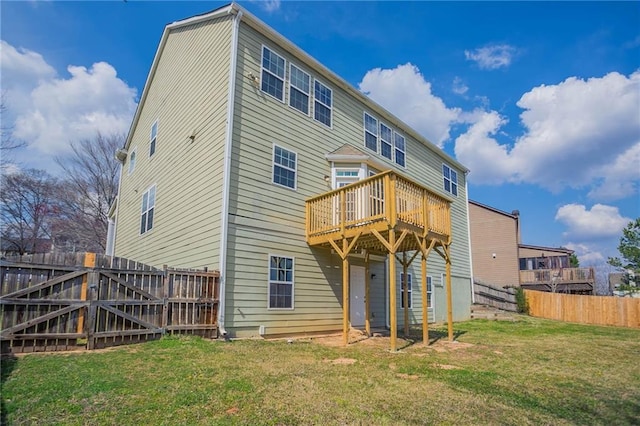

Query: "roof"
left=518, top=244, right=574, bottom=255
left=469, top=199, right=519, bottom=220
left=123, top=2, right=469, bottom=174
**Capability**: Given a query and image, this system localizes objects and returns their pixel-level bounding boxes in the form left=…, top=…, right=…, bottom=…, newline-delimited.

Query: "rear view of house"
left=110, top=3, right=473, bottom=347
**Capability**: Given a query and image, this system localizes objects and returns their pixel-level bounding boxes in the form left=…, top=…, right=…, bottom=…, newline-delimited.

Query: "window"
left=314, top=80, right=332, bottom=127
left=427, top=276, right=433, bottom=308
left=261, top=46, right=285, bottom=101
left=140, top=185, right=156, bottom=234
left=364, top=113, right=378, bottom=152
left=273, top=145, right=297, bottom=189
left=394, top=132, right=406, bottom=167
left=128, top=149, right=137, bottom=174
left=289, top=64, right=310, bottom=114
left=150, top=121, right=158, bottom=157
left=380, top=123, right=393, bottom=160
left=269, top=255, right=294, bottom=309
left=400, top=273, right=413, bottom=309
left=443, top=164, right=458, bottom=196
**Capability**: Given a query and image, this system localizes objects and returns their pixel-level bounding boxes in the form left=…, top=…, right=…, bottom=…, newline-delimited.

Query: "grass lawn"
left=2, top=316, right=639, bottom=425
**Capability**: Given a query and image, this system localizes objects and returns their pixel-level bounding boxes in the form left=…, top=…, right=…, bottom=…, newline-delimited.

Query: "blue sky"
left=2, top=1, right=639, bottom=272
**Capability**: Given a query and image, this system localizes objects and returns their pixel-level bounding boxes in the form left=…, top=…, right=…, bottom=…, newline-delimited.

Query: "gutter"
left=218, top=6, right=242, bottom=337
left=465, top=173, right=475, bottom=304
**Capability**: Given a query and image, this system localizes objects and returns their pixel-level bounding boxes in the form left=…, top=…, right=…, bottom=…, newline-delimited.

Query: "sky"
left=1, top=1, right=639, bottom=271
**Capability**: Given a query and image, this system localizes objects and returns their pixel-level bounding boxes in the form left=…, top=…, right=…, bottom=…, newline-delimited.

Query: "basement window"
left=269, top=255, right=294, bottom=309
left=400, top=273, right=413, bottom=309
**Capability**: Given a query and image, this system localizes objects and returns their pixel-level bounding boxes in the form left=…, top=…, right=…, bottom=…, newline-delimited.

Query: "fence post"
left=85, top=271, right=99, bottom=350
left=162, top=265, right=169, bottom=335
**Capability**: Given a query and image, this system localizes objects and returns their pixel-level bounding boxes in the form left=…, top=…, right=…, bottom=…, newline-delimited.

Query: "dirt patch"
left=430, top=341, right=475, bottom=352
left=396, top=373, right=419, bottom=380
left=323, top=357, right=357, bottom=365
left=434, top=363, right=461, bottom=370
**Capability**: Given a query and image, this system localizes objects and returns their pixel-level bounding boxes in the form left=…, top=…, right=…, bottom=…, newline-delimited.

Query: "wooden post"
left=365, top=251, right=371, bottom=337
left=389, top=229, right=397, bottom=352
left=403, top=252, right=409, bottom=337
left=85, top=272, right=99, bottom=350
left=445, top=250, right=454, bottom=342
left=162, top=265, right=169, bottom=334
left=77, top=252, right=96, bottom=335
left=342, top=238, right=350, bottom=346
left=421, top=254, right=428, bottom=345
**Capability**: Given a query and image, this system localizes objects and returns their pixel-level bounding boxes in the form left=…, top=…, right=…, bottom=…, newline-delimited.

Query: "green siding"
left=223, top=22, right=472, bottom=336
left=114, top=16, right=233, bottom=269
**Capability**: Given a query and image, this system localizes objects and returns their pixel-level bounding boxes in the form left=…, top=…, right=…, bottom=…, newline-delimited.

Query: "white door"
left=350, top=265, right=366, bottom=327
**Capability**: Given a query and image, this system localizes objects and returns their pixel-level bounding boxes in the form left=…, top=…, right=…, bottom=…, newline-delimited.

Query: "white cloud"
left=465, top=44, right=516, bottom=70
left=565, top=242, right=605, bottom=266
left=1, top=40, right=137, bottom=160
left=452, top=77, right=468, bottom=95
left=359, top=63, right=461, bottom=148
left=555, top=203, right=631, bottom=240
left=249, top=0, right=281, bottom=13
left=455, top=71, right=640, bottom=201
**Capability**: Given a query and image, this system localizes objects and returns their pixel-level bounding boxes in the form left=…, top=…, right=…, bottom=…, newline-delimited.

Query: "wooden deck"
left=306, top=171, right=451, bottom=253
left=305, top=171, right=454, bottom=351
left=520, top=267, right=595, bottom=294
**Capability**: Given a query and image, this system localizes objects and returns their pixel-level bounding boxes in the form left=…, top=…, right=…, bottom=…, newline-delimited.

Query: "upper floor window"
left=128, top=149, right=137, bottom=175
left=261, top=46, right=285, bottom=102
left=380, top=123, right=393, bottom=160
left=364, top=113, right=378, bottom=152
left=363, top=112, right=406, bottom=167
left=443, top=164, right=458, bottom=196
left=314, top=80, right=332, bottom=127
left=150, top=121, right=158, bottom=157
left=400, top=273, right=413, bottom=309
left=269, top=255, right=294, bottom=309
left=273, top=144, right=297, bottom=190
left=289, top=64, right=310, bottom=115
left=394, top=133, right=405, bottom=167
left=140, top=185, right=156, bottom=234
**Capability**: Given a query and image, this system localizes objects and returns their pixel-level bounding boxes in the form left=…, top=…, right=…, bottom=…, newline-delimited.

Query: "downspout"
left=218, top=7, right=242, bottom=337
left=464, top=173, right=475, bottom=304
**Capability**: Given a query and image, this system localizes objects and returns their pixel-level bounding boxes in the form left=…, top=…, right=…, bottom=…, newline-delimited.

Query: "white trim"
left=313, top=78, right=333, bottom=129
left=218, top=9, right=243, bottom=335
left=267, top=254, right=295, bottom=310
left=465, top=176, right=475, bottom=304
left=149, top=120, right=158, bottom=157
left=272, top=143, right=298, bottom=191
left=288, top=62, right=311, bottom=116
left=385, top=257, right=390, bottom=329
left=260, top=44, right=286, bottom=103
left=442, top=163, right=459, bottom=197
left=139, top=184, right=157, bottom=235
left=400, top=272, right=413, bottom=310
left=127, top=147, right=137, bottom=175
left=426, top=275, right=433, bottom=310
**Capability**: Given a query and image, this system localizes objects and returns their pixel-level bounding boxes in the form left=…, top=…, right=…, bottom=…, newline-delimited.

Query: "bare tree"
left=0, top=169, right=58, bottom=254
left=54, top=132, right=123, bottom=252
left=1, top=92, right=27, bottom=169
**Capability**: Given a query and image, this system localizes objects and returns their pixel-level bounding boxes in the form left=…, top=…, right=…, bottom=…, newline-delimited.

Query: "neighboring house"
left=609, top=272, right=640, bottom=297
left=109, top=3, right=473, bottom=347
left=468, top=200, right=521, bottom=287
left=468, top=200, right=595, bottom=295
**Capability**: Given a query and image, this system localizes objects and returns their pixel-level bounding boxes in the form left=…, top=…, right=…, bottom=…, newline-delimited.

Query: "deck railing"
left=520, top=267, right=595, bottom=285
left=306, top=171, right=450, bottom=244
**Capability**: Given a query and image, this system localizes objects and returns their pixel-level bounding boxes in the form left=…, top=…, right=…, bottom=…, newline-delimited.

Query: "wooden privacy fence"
left=1, top=252, right=219, bottom=354
left=525, top=290, right=640, bottom=328
left=474, top=281, right=517, bottom=312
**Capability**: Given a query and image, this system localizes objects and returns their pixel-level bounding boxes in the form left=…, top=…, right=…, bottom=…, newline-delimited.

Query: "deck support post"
left=445, top=245, right=454, bottom=342
left=365, top=251, right=371, bottom=337
left=342, top=238, right=350, bottom=346
left=421, top=254, right=428, bottom=345
left=402, top=252, right=409, bottom=337
left=388, top=229, right=397, bottom=352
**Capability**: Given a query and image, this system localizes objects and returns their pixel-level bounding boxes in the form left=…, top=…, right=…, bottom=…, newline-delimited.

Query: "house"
left=468, top=200, right=595, bottom=295
left=109, top=3, right=473, bottom=349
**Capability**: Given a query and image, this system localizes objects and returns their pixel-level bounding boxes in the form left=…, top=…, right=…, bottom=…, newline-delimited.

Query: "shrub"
left=515, top=287, right=530, bottom=314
